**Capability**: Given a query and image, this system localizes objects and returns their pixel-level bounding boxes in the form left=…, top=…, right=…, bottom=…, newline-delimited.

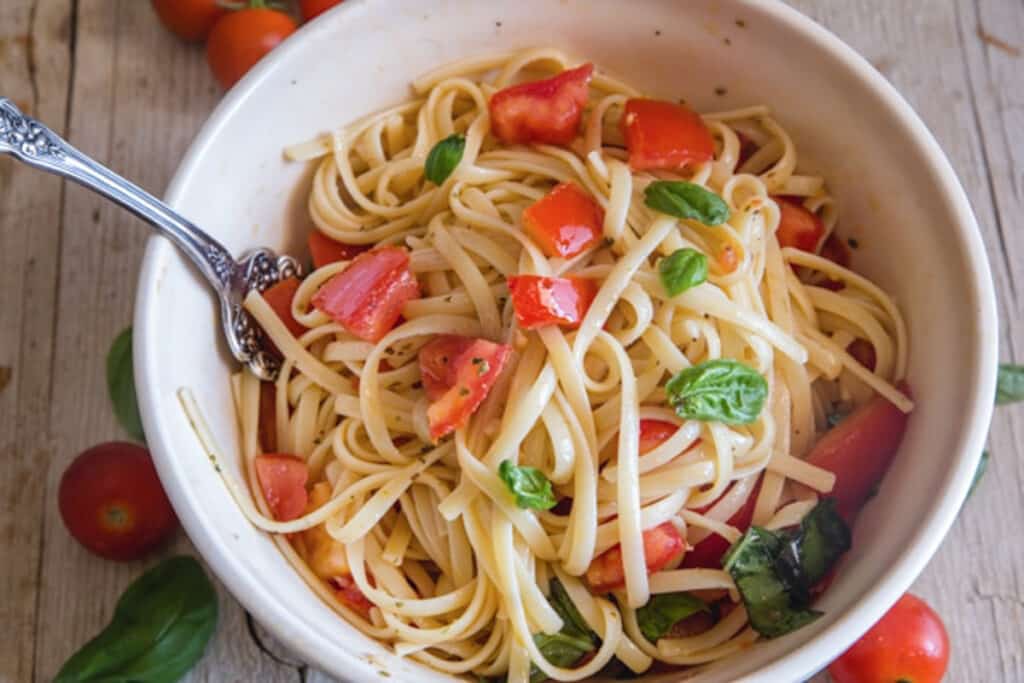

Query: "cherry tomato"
left=300, top=0, right=345, bottom=21
left=586, top=522, right=685, bottom=593
left=58, top=442, right=177, bottom=561
left=507, top=275, right=597, bottom=329
left=151, top=0, right=228, bottom=42
left=620, top=98, right=715, bottom=171
left=255, top=454, right=309, bottom=521
left=489, top=63, right=594, bottom=145
left=312, top=247, right=420, bottom=342
left=829, top=593, right=949, bottom=683
left=206, top=6, right=298, bottom=90
left=682, top=475, right=762, bottom=569
left=522, top=182, right=604, bottom=259
left=424, top=339, right=512, bottom=441
left=262, top=276, right=306, bottom=338
left=308, top=229, right=368, bottom=269
left=774, top=196, right=826, bottom=252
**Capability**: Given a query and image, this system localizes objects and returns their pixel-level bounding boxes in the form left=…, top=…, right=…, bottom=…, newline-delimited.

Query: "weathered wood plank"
left=0, top=1, right=72, bottom=681
left=787, top=1, right=1024, bottom=681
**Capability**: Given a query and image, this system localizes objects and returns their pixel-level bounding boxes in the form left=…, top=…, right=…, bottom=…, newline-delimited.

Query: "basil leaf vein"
left=665, top=359, right=767, bottom=424
left=659, top=248, right=708, bottom=297
left=636, top=592, right=709, bottom=642
left=54, top=556, right=218, bottom=682
left=996, top=363, right=1024, bottom=405
left=643, top=181, right=730, bottom=226
left=107, top=327, right=146, bottom=443
left=499, top=460, right=557, bottom=510
left=424, top=134, right=466, bottom=185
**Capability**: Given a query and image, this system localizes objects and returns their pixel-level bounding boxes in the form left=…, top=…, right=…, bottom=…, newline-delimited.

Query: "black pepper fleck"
left=847, top=237, right=860, bottom=249
left=736, top=19, right=747, bottom=28
left=714, top=86, right=728, bottom=96
left=495, top=20, right=502, bottom=27
left=655, top=30, right=662, bottom=36
left=724, top=37, right=732, bottom=46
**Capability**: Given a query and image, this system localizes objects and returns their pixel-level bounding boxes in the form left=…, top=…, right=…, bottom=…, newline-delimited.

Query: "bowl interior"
left=135, top=1, right=996, bottom=681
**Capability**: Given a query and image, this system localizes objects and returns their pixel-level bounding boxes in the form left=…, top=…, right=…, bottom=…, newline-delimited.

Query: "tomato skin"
left=808, top=389, right=910, bottom=521
left=507, top=275, right=597, bottom=329
left=262, top=276, right=306, bottom=339
left=58, top=442, right=178, bottom=561
left=308, top=230, right=368, bottom=269
left=206, top=8, right=297, bottom=89
left=620, top=99, right=715, bottom=171
left=522, top=182, right=604, bottom=259
left=418, top=334, right=476, bottom=401
left=489, top=63, right=594, bottom=145
left=586, top=522, right=685, bottom=593
left=299, top=0, right=344, bottom=21
left=682, top=475, right=762, bottom=570
left=425, top=339, right=512, bottom=441
left=328, top=574, right=374, bottom=618
left=821, top=232, right=852, bottom=268
left=638, top=419, right=678, bottom=455
left=312, top=247, right=420, bottom=342
left=828, top=593, right=949, bottom=683
left=255, top=454, right=309, bottom=522
left=774, top=196, right=826, bottom=252
left=151, top=0, right=228, bottom=42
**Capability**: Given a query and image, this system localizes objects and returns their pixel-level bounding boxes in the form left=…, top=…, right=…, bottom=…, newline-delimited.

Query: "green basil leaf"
left=636, top=592, right=709, bottom=642
left=107, top=327, right=146, bottom=443
left=996, top=364, right=1024, bottom=405
left=665, top=359, right=768, bottom=425
left=968, top=450, right=989, bottom=498
left=548, top=579, right=595, bottom=642
left=499, top=460, right=557, bottom=510
left=526, top=579, right=599, bottom=683
left=424, top=134, right=466, bottom=184
left=643, top=181, right=730, bottom=226
left=55, top=556, right=218, bottom=683
left=722, top=501, right=850, bottom=639
left=659, top=248, right=708, bottom=297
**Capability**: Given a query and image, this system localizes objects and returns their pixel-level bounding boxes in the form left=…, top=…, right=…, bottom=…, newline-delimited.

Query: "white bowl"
left=134, top=1, right=998, bottom=681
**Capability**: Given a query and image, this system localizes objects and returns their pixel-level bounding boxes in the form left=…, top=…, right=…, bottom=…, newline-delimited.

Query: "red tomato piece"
left=682, top=475, right=762, bottom=570
left=828, top=593, right=949, bottom=683
left=847, top=339, right=877, bottom=371
left=522, top=182, right=604, bottom=259
left=312, top=247, right=420, bottom=342
left=309, top=230, right=369, bottom=269
left=329, top=574, right=375, bottom=619
left=620, top=98, right=715, bottom=171
left=586, top=522, right=685, bottom=594
left=638, top=419, right=678, bottom=455
left=808, top=389, right=910, bottom=521
left=820, top=232, right=852, bottom=268
left=489, top=63, right=594, bottom=145
left=58, top=442, right=178, bottom=561
left=507, top=275, right=597, bottom=329
left=418, top=334, right=476, bottom=401
left=299, top=0, right=344, bottom=21
left=263, top=276, right=306, bottom=339
left=426, top=339, right=512, bottom=441
left=255, top=454, right=309, bottom=522
left=151, top=0, right=228, bottom=42
left=258, top=381, right=277, bottom=453
left=774, top=196, right=826, bottom=252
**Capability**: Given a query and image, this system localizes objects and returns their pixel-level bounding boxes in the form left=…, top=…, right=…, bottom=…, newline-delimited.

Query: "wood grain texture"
left=1, top=1, right=1021, bottom=682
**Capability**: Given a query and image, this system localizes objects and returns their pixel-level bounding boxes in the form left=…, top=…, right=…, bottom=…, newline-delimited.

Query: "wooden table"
left=1, top=1, right=1021, bottom=681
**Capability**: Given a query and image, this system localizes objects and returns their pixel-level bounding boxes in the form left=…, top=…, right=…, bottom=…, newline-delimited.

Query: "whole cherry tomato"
left=300, top=0, right=345, bottom=21
left=828, top=593, right=950, bottom=683
left=58, top=442, right=178, bottom=561
left=206, top=5, right=298, bottom=89
left=151, top=0, right=229, bottom=42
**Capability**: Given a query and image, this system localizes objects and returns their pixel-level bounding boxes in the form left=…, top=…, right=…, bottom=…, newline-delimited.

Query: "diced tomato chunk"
left=638, top=419, right=678, bottom=455
left=418, top=334, right=476, bottom=401
left=682, top=476, right=762, bottom=570
left=308, top=229, right=369, bottom=269
left=489, top=63, right=593, bottom=145
left=774, top=196, right=826, bottom=253
left=426, top=339, right=512, bottom=441
left=820, top=232, right=851, bottom=268
left=808, top=389, right=910, bottom=521
left=522, top=182, right=604, bottom=259
left=586, top=521, right=685, bottom=594
left=847, top=338, right=877, bottom=371
left=312, top=247, right=420, bottom=342
left=507, top=275, right=597, bottom=329
left=262, top=277, right=306, bottom=338
left=620, top=98, right=715, bottom=171
left=329, top=574, right=375, bottom=619
left=255, top=454, right=309, bottom=522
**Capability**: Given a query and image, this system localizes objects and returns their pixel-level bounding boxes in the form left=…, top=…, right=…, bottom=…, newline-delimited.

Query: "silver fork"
left=0, top=97, right=300, bottom=381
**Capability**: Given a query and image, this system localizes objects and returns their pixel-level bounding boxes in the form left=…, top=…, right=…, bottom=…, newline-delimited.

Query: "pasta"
left=181, top=48, right=913, bottom=681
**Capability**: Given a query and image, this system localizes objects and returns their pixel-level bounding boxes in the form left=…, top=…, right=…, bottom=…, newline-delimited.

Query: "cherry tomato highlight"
left=206, top=7, right=297, bottom=89
left=522, top=181, right=604, bottom=259
left=58, top=442, right=178, bottom=561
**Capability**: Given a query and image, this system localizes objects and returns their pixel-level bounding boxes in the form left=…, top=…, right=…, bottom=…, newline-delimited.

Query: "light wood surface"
left=0, top=1, right=1020, bottom=681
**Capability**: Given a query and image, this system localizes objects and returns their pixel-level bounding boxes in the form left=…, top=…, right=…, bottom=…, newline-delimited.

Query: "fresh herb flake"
left=424, top=134, right=466, bottom=185
left=665, top=359, right=767, bottom=424
left=498, top=460, right=557, bottom=510
left=659, top=248, right=708, bottom=297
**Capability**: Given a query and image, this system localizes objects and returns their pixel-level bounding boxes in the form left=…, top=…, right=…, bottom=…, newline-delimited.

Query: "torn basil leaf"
left=529, top=579, right=598, bottom=682
left=659, top=248, right=708, bottom=297
left=636, top=592, right=709, bottom=642
left=107, top=327, right=146, bottom=443
left=665, top=359, right=768, bottom=425
left=643, top=181, right=730, bottom=226
left=968, top=450, right=989, bottom=498
left=424, top=133, right=466, bottom=184
left=722, top=499, right=850, bottom=639
left=499, top=460, right=557, bottom=510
